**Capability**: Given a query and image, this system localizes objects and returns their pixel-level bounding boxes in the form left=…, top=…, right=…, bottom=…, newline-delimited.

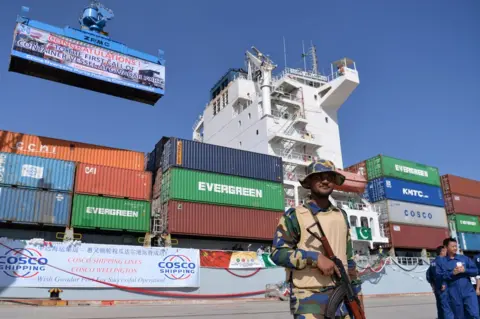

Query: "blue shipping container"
left=0, top=152, right=75, bottom=192
left=0, top=186, right=71, bottom=226
left=155, top=137, right=283, bottom=183
left=458, top=232, right=480, bottom=252
left=367, top=177, right=444, bottom=207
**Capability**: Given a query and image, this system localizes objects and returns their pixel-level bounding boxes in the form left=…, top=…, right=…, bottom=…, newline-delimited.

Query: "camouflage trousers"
left=289, top=284, right=362, bottom=318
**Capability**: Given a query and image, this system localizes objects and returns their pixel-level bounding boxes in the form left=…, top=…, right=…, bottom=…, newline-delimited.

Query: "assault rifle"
left=306, top=221, right=366, bottom=319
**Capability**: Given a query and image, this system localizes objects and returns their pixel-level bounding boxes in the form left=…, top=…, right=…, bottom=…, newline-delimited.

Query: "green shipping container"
left=366, top=155, right=440, bottom=186
left=71, top=195, right=150, bottom=232
left=451, top=214, right=480, bottom=233
left=161, top=168, right=284, bottom=211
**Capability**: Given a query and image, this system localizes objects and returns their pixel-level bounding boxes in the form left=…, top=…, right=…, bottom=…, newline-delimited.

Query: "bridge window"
left=349, top=216, right=358, bottom=227
left=370, top=218, right=375, bottom=237
left=360, top=217, right=369, bottom=228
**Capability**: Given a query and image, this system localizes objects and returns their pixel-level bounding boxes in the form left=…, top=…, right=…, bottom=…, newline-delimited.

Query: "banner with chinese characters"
left=0, top=239, right=199, bottom=288
left=200, top=250, right=277, bottom=269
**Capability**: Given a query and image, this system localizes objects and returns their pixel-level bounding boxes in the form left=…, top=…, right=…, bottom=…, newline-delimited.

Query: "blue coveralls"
left=474, top=254, right=480, bottom=315
left=427, top=256, right=450, bottom=319
left=437, top=254, right=479, bottom=319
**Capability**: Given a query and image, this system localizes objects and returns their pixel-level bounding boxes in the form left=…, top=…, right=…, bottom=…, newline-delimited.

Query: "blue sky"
left=1, top=0, right=479, bottom=180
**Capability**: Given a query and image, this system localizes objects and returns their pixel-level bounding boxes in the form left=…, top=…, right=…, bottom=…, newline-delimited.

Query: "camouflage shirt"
left=270, top=200, right=358, bottom=278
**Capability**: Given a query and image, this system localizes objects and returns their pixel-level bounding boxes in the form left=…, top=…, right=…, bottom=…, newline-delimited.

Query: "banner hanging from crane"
left=10, top=23, right=165, bottom=95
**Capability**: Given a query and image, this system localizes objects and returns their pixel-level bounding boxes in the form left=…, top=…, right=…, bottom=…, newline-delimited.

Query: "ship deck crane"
left=245, top=46, right=277, bottom=117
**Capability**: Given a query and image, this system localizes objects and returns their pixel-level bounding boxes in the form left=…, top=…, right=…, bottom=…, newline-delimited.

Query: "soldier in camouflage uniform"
left=271, top=159, right=364, bottom=319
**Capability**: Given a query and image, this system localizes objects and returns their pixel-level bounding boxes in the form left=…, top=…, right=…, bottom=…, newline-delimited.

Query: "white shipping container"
left=378, top=200, right=448, bottom=228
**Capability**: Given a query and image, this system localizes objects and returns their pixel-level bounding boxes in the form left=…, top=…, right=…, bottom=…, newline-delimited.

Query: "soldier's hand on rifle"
left=317, top=254, right=340, bottom=277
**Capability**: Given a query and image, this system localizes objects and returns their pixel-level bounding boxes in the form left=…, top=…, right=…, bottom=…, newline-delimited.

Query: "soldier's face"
left=309, top=173, right=334, bottom=197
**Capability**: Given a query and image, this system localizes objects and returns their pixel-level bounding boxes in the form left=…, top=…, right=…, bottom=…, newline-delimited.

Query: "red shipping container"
left=152, top=169, right=163, bottom=200
left=444, top=193, right=480, bottom=216
left=335, top=169, right=367, bottom=193
left=75, top=163, right=152, bottom=200
left=389, top=224, right=449, bottom=250
left=344, top=160, right=368, bottom=179
left=0, top=130, right=145, bottom=171
left=441, top=174, right=480, bottom=199
left=166, top=200, right=283, bottom=240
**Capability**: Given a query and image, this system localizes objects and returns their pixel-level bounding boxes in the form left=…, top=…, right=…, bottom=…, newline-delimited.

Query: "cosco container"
left=74, top=163, right=152, bottom=201
left=344, top=160, right=368, bottom=178
left=444, top=193, right=480, bottom=216
left=155, top=137, right=283, bottom=183
left=160, top=168, right=284, bottom=211
left=458, top=232, right=480, bottom=252
left=166, top=200, right=283, bottom=240
left=366, top=155, right=440, bottom=186
left=0, top=152, right=75, bottom=192
left=367, top=177, right=444, bottom=207
left=450, top=214, right=480, bottom=233
left=377, top=200, right=447, bottom=228
left=0, top=130, right=145, bottom=171
left=441, top=174, right=480, bottom=199
left=0, top=186, right=71, bottom=226
left=71, top=195, right=150, bottom=232
left=389, top=224, right=449, bottom=249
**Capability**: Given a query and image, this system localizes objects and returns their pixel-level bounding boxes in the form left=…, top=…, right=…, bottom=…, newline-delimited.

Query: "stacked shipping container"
left=148, top=137, right=284, bottom=241
left=346, top=155, right=448, bottom=250
left=441, top=175, right=480, bottom=252
left=0, top=129, right=152, bottom=237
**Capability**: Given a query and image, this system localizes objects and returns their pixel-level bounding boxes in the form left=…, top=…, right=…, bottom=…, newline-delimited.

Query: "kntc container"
left=71, top=195, right=150, bottom=233
left=450, top=214, right=480, bottom=233
left=444, top=193, right=480, bottom=216
left=74, top=163, right=152, bottom=201
left=366, top=155, right=440, bottom=186
left=0, top=152, right=75, bottom=192
left=156, top=137, right=283, bottom=183
left=344, top=160, right=368, bottom=179
left=367, top=177, right=445, bottom=207
left=0, top=130, right=145, bottom=171
left=0, top=186, right=71, bottom=226
left=389, top=224, right=449, bottom=249
left=160, top=168, right=284, bottom=211
left=441, top=174, right=480, bottom=199
left=379, top=200, right=448, bottom=228
left=458, top=233, right=480, bottom=252
left=166, top=200, right=283, bottom=240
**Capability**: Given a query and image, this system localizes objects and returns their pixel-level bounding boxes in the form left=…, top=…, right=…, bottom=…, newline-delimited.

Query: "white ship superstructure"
left=193, top=44, right=389, bottom=249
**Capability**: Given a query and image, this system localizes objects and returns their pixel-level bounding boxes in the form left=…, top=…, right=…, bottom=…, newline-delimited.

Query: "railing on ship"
left=273, top=148, right=317, bottom=164
left=336, top=200, right=382, bottom=213
left=355, top=255, right=433, bottom=267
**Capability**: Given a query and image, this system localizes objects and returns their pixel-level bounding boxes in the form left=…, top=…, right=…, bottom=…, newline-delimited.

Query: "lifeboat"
left=334, top=169, right=367, bottom=193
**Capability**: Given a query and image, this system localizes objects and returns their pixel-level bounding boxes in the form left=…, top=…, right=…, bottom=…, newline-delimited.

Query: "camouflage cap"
left=299, top=159, right=346, bottom=189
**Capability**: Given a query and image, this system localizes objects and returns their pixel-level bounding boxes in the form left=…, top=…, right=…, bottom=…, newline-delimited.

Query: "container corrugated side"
left=451, top=214, right=480, bottom=233
left=379, top=199, right=448, bottom=228
left=0, top=152, right=75, bottom=192
left=444, top=193, right=480, bottom=216
left=0, top=130, right=145, bottom=171
left=344, top=160, right=368, bottom=179
left=389, top=224, right=449, bottom=249
left=441, top=174, right=480, bottom=199
left=0, top=186, right=71, bottom=226
left=366, top=155, right=440, bottom=186
left=152, top=169, right=163, bottom=200
left=75, top=163, right=152, bottom=201
left=458, top=232, right=480, bottom=252
left=160, top=168, right=284, bottom=211
left=166, top=200, right=283, bottom=240
left=367, top=177, right=445, bottom=207
left=160, top=138, right=283, bottom=183
left=71, top=195, right=150, bottom=232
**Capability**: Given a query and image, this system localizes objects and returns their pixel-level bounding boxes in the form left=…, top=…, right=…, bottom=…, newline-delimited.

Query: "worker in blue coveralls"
left=437, top=237, right=479, bottom=319
left=473, top=252, right=480, bottom=314
left=426, top=245, right=448, bottom=319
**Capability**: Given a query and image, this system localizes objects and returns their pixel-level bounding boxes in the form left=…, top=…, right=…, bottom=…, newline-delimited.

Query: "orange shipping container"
left=0, top=130, right=145, bottom=170
left=75, top=163, right=152, bottom=200
left=335, top=169, right=367, bottom=193
left=441, top=174, right=480, bottom=199
left=388, top=223, right=449, bottom=250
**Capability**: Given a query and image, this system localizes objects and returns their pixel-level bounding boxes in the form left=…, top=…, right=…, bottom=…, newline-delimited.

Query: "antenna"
left=302, top=41, right=307, bottom=72
left=283, top=37, right=287, bottom=69
left=310, top=41, right=318, bottom=74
